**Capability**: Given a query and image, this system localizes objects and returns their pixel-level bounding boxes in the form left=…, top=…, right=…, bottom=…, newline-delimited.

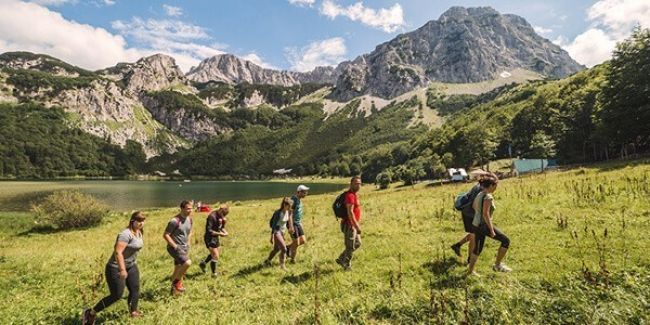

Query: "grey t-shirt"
left=165, top=215, right=192, bottom=247
left=107, top=228, right=144, bottom=269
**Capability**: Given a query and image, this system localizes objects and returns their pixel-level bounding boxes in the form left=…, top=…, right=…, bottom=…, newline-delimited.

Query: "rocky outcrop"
left=331, top=6, right=584, bottom=100
left=186, top=54, right=338, bottom=86
left=140, top=93, right=230, bottom=142
left=99, top=54, right=188, bottom=94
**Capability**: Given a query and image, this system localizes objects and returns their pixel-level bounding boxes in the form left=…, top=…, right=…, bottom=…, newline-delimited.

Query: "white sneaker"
left=493, top=264, right=512, bottom=272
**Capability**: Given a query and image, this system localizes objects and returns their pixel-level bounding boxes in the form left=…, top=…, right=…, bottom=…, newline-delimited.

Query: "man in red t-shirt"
left=336, top=176, right=362, bottom=270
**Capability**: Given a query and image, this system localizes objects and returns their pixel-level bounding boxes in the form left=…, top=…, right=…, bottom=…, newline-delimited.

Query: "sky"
left=0, top=0, right=648, bottom=73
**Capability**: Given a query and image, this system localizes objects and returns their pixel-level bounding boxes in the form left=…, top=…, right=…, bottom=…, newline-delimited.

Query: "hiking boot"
left=451, top=243, right=462, bottom=257
left=82, top=308, right=96, bottom=325
left=199, top=261, right=207, bottom=273
left=493, top=264, right=512, bottom=273
left=335, top=258, right=350, bottom=271
left=130, top=310, right=143, bottom=318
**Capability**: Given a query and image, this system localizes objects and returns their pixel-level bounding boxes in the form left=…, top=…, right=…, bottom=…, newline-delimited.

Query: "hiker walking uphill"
left=199, top=204, right=229, bottom=277
left=288, top=185, right=309, bottom=264
left=164, top=200, right=194, bottom=295
left=83, top=211, right=146, bottom=325
left=335, top=176, right=363, bottom=271
left=468, top=176, right=512, bottom=276
left=451, top=171, right=496, bottom=260
left=265, top=197, right=293, bottom=270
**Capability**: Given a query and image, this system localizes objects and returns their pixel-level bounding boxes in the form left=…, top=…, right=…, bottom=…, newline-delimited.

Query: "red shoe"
left=82, top=308, right=96, bottom=325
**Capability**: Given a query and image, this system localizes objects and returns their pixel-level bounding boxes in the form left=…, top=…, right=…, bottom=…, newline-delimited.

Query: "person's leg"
left=274, top=232, right=287, bottom=267
left=467, top=233, right=476, bottom=259
left=491, top=227, right=511, bottom=267
left=209, top=247, right=220, bottom=274
left=338, top=224, right=356, bottom=268
left=288, top=236, right=298, bottom=261
left=468, top=231, right=486, bottom=274
left=266, top=231, right=282, bottom=262
left=125, top=265, right=140, bottom=313
left=93, top=265, right=125, bottom=313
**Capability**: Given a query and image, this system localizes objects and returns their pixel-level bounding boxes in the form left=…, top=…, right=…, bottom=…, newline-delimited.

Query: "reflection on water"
left=0, top=181, right=345, bottom=212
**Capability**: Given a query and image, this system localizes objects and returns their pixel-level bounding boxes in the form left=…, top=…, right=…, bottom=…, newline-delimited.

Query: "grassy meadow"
left=0, top=160, right=649, bottom=324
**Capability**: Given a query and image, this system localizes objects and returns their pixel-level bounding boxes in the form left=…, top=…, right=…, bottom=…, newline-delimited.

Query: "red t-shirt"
left=341, top=191, right=361, bottom=226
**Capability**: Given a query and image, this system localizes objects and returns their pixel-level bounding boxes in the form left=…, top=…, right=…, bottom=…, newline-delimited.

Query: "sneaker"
left=82, top=308, right=96, bottom=325
left=451, top=244, right=462, bottom=257
left=288, top=259, right=296, bottom=264
left=493, top=264, right=512, bottom=272
left=199, top=261, right=206, bottom=273
left=467, top=271, right=481, bottom=277
left=263, top=259, right=272, bottom=267
left=211, top=272, right=218, bottom=278
left=130, top=310, right=143, bottom=318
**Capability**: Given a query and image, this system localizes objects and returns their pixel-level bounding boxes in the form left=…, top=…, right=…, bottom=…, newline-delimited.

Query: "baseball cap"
left=297, top=185, right=310, bottom=192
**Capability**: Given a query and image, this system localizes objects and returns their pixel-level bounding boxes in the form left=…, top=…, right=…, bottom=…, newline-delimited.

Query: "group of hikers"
left=82, top=174, right=508, bottom=324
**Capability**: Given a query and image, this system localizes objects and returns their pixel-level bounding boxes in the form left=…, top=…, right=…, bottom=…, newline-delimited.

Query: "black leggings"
left=473, top=224, right=510, bottom=255
left=93, top=264, right=140, bottom=313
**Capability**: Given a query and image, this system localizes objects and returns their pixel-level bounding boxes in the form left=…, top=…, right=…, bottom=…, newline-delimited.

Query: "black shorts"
left=166, top=245, right=190, bottom=265
left=462, top=213, right=474, bottom=233
left=204, top=236, right=220, bottom=248
left=291, top=223, right=305, bottom=239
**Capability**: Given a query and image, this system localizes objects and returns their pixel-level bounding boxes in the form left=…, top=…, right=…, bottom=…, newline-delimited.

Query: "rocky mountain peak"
left=331, top=6, right=584, bottom=100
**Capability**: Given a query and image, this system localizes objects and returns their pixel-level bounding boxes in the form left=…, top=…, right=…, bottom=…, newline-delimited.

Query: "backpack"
left=454, top=185, right=481, bottom=211
left=454, top=192, right=473, bottom=211
left=269, top=210, right=280, bottom=229
left=332, top=191, right=350, bottom=219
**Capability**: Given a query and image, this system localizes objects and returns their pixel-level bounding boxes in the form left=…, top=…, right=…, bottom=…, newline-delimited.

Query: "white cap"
left=297, top=185, right=310, bottom=192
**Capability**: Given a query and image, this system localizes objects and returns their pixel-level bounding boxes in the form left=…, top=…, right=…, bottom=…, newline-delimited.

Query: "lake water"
left=0, top=180, right=346, bottom=212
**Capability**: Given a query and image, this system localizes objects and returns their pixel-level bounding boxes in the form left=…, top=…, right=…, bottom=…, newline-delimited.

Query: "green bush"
left=32, top=190, right=109, bottom=229
left=376, top=172, right=392, bottom=189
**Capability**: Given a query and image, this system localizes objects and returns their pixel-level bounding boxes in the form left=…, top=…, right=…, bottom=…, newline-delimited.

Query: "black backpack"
left=332, top=191, right=350, bottom=219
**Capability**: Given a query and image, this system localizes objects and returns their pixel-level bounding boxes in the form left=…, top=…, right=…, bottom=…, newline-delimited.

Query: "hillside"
left=1, top=160, right=648, bottom=323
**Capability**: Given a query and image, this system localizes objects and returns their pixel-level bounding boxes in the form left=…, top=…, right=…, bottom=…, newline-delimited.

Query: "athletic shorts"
left=291, top=223, right=305, bottom=239
left=462, top=213, right=474, bottom=233
left=166, top=245, right=190, bottom=265
left=204, top=236, right=220, bottom=249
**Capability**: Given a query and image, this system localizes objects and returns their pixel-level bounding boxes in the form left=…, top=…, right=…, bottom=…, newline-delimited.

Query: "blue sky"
left=0, top=0, right=648, bottom=72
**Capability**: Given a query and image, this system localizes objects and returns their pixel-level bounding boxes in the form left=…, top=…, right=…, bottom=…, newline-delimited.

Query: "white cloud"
left=0, top=0, right=227, bottom=72
left=288, top=0, right=315, bottom=7
left=103, top=0, right=115, bottom=6
left=320, top=1, right=404, bottom=33
left=241, top=53, right=277, bottom=70
left=0, top=0, right=144, bottom=70
left=533, top=25, right=553, bottom=35
left=111, top=17, right=227, bottom=71
left=285, top=37, right=347, bottom=72
left=557, top=0, right=650, bottom=67
left=28, top=0, right=75, bottom=6
left=163, top=4, right=182, bottom=17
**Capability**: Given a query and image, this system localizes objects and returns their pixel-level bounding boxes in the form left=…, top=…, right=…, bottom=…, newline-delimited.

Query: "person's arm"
left=207, top=215, right=219, bottom=237
left=114, top=241, right=128, bottom=280
left=346, top=203, right=361, bottom=234
left=288, top=210, right=295, bottom=234
left=163, top=220, right=178, bottom=249
left=482, top=198, right=496, bottom=237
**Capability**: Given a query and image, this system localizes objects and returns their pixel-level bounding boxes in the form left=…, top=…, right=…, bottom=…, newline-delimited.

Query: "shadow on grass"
left=231, top=262, right=267, bottom=278
left=16, top=225, right=59, bottom=236
left=422, top=257, right=468, bottom=289
left=281, top=268, right=335, bottom=284
left=422, top=256, right=461, bottom=275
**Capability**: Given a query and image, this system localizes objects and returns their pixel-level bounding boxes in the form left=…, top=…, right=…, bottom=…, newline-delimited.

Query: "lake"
left=0, top=180, right=346, bottom=212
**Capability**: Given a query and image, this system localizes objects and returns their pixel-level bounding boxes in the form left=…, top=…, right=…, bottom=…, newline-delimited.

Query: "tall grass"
left=0, top=160, right=648, bottom=324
